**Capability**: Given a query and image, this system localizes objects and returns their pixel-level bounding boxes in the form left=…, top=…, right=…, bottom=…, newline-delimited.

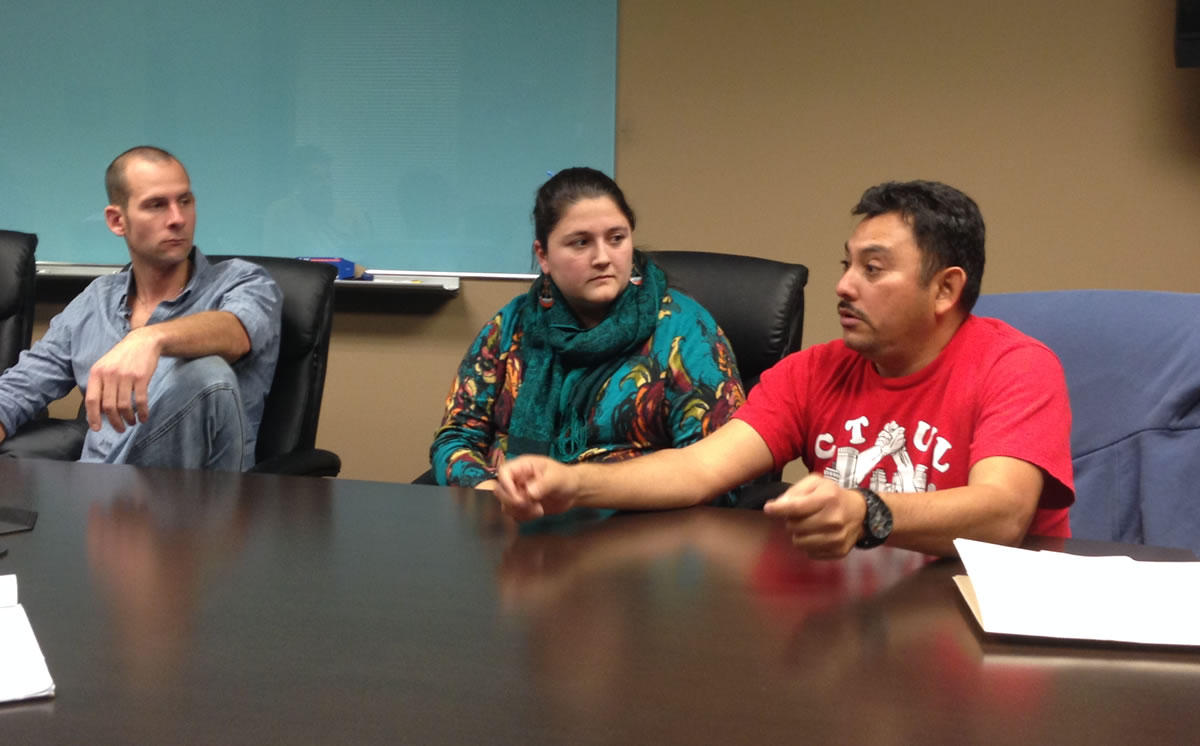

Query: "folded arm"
left=85, top=310, right=252, bottom=433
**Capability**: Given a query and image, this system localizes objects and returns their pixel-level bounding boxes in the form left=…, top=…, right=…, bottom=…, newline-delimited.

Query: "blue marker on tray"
left=297, top=257, right=372, bottom=280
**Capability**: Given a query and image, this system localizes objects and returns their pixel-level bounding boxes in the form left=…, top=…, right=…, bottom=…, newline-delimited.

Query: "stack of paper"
left=0, top=575, right=56, bottom=703
left=954, top=538, right=1200, bottom=646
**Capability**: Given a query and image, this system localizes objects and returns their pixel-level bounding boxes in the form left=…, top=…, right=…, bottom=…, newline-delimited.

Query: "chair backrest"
left=0, top=230, right=38, bottom=371
left=974, top=290, right=1200, bottom=553
left=209, top=255, right=338, bottom=463
left=647, top=251, right=808, bottom=390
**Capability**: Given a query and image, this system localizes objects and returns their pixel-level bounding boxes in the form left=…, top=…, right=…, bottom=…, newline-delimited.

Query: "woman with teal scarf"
left=431, top=168, right=744, bottom=495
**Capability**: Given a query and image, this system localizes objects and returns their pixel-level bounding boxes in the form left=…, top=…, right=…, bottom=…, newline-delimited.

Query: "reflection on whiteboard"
left=0, top=0, right=616, bottom=275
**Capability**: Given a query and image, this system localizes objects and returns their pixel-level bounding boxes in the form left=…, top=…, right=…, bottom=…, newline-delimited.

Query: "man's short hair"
left=851, top=180, right=986, bottom=313
left=105, top=146, right=181, bottom=207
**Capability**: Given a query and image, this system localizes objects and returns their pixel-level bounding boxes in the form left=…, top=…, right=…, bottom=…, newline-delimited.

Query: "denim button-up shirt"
left=0, top=248, right=283, bottom=464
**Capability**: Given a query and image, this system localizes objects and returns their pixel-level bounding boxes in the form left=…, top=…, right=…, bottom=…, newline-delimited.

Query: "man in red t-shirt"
left=495, top=180, right=1075, bottom=558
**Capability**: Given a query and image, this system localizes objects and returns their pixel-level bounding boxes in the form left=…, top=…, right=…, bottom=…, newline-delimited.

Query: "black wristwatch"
left=854, top=487, right=893, bottom=549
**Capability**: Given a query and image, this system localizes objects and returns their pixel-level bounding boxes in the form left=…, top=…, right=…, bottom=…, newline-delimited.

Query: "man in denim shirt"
left=0, top=146, right=282, bottom=470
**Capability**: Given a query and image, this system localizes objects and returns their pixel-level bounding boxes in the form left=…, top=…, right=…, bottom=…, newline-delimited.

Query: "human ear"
left=533, top=240, right=551, bottom=275
left=104, top=205, right=126, bottom=237
left=933, top=266, right=966, bottom=315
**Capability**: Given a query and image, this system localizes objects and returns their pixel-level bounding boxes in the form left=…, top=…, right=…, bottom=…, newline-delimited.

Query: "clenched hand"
left=85, top=327, right=163, bottom=432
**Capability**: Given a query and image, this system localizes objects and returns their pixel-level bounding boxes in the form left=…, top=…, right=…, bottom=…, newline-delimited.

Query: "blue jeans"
left=79, top=355, right=248, bottom=470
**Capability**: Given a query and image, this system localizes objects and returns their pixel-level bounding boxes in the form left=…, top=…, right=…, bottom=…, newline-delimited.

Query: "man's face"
left=835, top=212, right=943, bottom=376
left=105, top=158, right=195, bottom=269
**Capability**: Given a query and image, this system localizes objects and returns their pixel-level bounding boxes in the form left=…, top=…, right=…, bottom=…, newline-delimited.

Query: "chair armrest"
left=249, top=448, right=342, bottom=477
left=0, top=417, right=88, bottom=461
left=411, top=468, right=437, bottom=485
left=732, top=480, right=791, bottom=510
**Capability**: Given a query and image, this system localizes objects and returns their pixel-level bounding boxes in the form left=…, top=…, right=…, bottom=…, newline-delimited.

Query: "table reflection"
left=487, top=505, right=1000, bottom=737
left=84, top=470, right=252, bottom=689
left=84, top=469, right=331, bottom=691
left=5, top=461, right=1199, bottom=744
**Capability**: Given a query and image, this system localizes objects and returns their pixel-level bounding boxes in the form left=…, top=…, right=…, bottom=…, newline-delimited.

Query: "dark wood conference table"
left=1, top=458, right=1199, bottom=744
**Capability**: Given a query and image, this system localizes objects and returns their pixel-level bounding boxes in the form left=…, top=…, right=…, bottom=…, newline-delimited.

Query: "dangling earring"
left=630, top=256, right=644, bottom=286
left=539, top=276, right=554, bottom=308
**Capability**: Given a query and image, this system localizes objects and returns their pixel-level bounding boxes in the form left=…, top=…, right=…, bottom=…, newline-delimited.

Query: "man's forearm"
left=765, top=456, right=1043, bottom=559
left=0, top=322, right=79, bottom=439
left=883, top=483, right=1036, bottom=556
left=567, top=420, right=775, bottom=512
left=146, top=310, right=251, bottom=363
left=497, top=420, right=776, bottom=521
left=570, top=451, right=720, bottom=511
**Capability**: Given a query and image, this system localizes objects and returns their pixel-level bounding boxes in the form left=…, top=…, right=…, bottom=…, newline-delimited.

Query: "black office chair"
left=648, top=250, right=808, bottom=390
left=650, top=250, right=808, bottom=502
left=0, top=230, right=38, bottom=372
left=214, top=255, right=341, bottom=476
left=0, top=255, right=342, bottom=476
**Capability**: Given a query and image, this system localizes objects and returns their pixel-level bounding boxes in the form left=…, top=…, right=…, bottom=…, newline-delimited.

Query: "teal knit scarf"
left=507, top=257, right=667, bottom=460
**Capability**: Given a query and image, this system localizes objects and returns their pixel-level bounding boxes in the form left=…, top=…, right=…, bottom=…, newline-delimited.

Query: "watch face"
left=856, top=489, right=893, bottom=549
left=868, top=503, right=893, bottom=538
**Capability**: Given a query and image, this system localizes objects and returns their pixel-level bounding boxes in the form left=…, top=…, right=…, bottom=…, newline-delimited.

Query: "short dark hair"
left=852, top=180, right=985, bottom=313
left=105, top=145, right=181, bottom=206
left=532, top=167, right=636, bottom=248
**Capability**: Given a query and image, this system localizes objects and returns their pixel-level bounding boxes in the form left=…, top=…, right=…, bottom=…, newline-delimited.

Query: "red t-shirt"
left=734, top=316, right=1075, bottom=537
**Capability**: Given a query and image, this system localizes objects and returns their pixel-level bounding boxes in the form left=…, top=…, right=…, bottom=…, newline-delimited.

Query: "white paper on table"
left=0, top=574, right=56, bottom=703
left=953, top=538, right=1200, bottom=647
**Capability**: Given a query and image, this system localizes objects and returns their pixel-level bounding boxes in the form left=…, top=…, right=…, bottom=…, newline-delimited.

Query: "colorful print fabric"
left=431, top=289, right=745, bottom=490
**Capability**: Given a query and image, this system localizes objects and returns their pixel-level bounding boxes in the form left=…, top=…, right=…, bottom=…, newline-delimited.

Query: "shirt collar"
left=117, top=246, right=209, bottom=317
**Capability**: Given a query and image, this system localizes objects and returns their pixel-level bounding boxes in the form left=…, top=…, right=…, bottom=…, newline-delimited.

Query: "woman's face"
left=535, top=196, right=634, bottom=328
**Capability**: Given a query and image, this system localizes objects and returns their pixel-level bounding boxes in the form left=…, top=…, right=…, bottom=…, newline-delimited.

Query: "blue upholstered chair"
left=973, top=290, right=1200, bottom=553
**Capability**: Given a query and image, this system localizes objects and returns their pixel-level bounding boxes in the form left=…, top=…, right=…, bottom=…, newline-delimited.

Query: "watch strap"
left=854, top=487, right=893, bottom=549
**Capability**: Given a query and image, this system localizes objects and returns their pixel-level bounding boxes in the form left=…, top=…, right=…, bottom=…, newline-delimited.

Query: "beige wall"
left=38, top=0, right=1200, bottom=482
